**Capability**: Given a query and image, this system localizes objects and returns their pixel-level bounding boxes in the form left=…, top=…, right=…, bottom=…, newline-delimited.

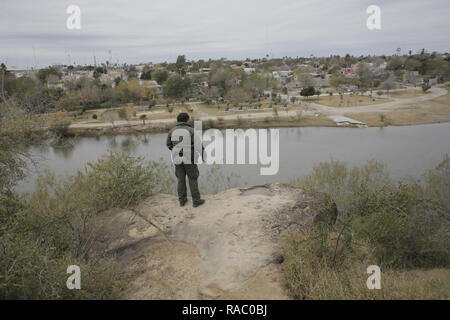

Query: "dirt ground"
left=93, top=184, right=322, bottom=300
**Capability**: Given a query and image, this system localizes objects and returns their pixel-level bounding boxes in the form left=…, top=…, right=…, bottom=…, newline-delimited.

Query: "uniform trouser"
left=175, top=163, right=201, bottom=204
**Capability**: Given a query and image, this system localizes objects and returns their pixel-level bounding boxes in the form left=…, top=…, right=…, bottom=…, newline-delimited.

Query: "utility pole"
left=32, top=45, right=37, bottom=70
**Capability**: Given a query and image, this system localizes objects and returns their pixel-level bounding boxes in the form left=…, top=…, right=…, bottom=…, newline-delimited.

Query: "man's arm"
left=166, top=130, right=173, bottom=150
left=191, top=127, right=206, bottom=162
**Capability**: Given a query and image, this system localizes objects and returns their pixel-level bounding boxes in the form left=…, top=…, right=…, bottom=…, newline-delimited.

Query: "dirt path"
left=93, top=184, right=323, bottom=300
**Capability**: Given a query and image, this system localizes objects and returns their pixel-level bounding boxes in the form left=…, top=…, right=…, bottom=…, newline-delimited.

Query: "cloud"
left=1, top=0, right=449, bottom=68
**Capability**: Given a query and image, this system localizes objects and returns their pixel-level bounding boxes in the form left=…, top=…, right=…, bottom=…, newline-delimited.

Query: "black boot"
left=193, top=199, right=205, bottom=208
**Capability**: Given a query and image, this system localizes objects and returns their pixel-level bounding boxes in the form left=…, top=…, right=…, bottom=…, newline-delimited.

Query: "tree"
left=0, top=63, right=12, bottom=81
left=387, top=56, right=404, bottom=71
left=422, top=84, right=431, bottom=93
left=125, top=105, right=137, bottom=120
left=175, top=55, right=187, bottom=75
left=300, top=86, right=315, bottom=98
left=357, top=63, right=375, bottom=93
left=125, top=65, right=138, bottom=79
left=242, top=74, right=267, bottom=97
left=208, top=66, right=241, bottom=95
left=163, top=75, right=191, bottom=100
left=329, top=75, right=345, bottom=91
left=379, top=75, right=397, bottom=95
left=140, top=114, right=147, bottom=125
left=140, top=65, right=153, bottom=80
left=148, top=99, right=156, bottom=109
left=127, top=79, right=146, bottom=103
left=152, top=69, right=169, bottom=84
left=344, top=53, right=353, bottom=67
left=37, top=66, right=62, bottom=86
left=225, top=87, right=250, bottom=104
left=0, top=100, right=41, bottom=195
left=113, top=77, right=122, bottom=87
left=297, top=73, right=315, bottom=87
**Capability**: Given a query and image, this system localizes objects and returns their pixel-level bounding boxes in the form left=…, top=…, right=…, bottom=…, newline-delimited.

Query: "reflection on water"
left=120, top=135, right=139, bottom=152
left=18, top=123, right=450, bottom=194
left=51, top=139, right=75, bottom=160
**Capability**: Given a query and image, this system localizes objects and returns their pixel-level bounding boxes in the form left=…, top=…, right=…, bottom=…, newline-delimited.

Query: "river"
left=19, top=123, right=450, bottom=194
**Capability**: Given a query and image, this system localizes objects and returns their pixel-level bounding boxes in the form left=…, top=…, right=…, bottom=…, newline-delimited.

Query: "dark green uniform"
left=166, top=122, right=202, bottom=205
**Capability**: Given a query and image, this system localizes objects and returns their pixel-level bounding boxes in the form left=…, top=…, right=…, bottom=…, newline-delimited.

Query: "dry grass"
left=347, top=91, right=450, bottom=126
left=389, top=89, right=427, bottom=99
left=200, top=114, right=335, bottom=129
left=311, top=95, right=392, bottom=107
left=195, top=101, right=297, bottom=116
left=282, top=231, right=450, bottom=300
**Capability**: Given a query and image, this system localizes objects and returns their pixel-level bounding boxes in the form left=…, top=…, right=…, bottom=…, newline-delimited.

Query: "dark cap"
left=177, top=112, right=190, bottom=123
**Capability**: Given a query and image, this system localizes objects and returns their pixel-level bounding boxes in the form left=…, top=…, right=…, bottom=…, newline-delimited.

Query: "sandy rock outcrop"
left=93, top=183, right=334, bottom=299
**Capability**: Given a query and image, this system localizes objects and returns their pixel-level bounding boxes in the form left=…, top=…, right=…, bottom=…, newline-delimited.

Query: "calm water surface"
left=19, top=123, right=450, bottom=194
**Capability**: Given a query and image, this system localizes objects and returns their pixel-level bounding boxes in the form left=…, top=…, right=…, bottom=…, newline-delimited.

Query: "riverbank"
left=66, top=114, right=450, bottom=137
left=65, top=85, right=450, bottom=137
left=67, top=114, right=338, bottom=137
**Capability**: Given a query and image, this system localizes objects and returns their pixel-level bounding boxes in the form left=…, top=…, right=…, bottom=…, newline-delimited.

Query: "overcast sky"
left=1, top=0, right=449, bottom=69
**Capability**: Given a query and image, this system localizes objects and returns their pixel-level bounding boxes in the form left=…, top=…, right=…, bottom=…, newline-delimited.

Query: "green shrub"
left=0, top=152, right=174, bottom=299
left=295, top=159, right=449, bottom=268
left=284, top=158, right=450, bottom=299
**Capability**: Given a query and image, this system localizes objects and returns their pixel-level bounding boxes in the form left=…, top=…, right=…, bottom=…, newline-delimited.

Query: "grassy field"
left=308, top=94, right=392, bottom=107
left=348, top=89, right=450, bottom=126
left=389, top=89, right=427, bottom=99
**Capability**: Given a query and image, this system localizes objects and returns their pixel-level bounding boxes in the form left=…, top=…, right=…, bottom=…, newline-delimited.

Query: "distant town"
left=1, top=49, right=449, bottom=135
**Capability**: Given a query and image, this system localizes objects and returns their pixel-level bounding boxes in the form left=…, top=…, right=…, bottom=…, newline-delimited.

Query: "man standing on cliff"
left=166, top=113, right=205, bottom=208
